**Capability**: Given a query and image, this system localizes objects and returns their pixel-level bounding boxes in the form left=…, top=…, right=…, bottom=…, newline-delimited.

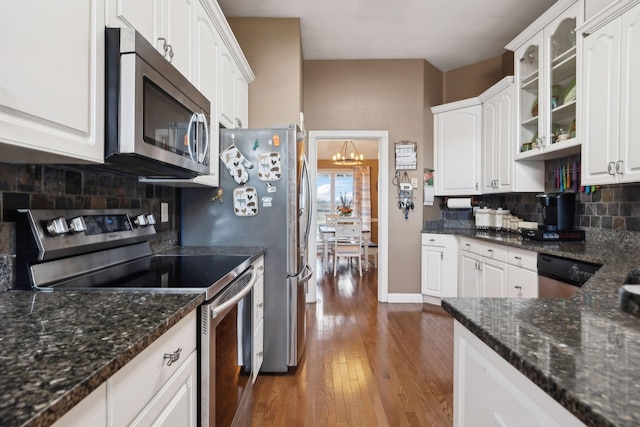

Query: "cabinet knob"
left=514, top=256, right=521, bottom=260
left=514, top=285, right=522, bottom=290
left=487, top=249, right=493, bottom=253
left=257, top=302, right=264, bottom=308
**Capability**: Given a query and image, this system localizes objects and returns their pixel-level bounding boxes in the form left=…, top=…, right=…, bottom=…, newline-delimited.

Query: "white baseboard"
left=422, top=294, right=442, bottom=305
left=386, top=293, right=423, bottom=303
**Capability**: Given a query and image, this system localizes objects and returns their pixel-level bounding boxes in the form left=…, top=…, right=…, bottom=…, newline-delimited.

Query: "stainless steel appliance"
left=181, top=125, right=313, bottom=372
left=537, top=253, right=600, bottom=298
left=536, top=192, right=576, bottom=231
left=105, top=28, right=211, bottom=178
left=15, top=209, right=258, bottom=427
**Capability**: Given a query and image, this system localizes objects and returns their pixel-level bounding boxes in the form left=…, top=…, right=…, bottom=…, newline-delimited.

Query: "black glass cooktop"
left=50, top=254, right=251, bottom=296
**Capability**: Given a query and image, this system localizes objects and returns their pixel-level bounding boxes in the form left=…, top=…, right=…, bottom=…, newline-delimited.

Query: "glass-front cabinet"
left=513, top=2, right=581, bottom=160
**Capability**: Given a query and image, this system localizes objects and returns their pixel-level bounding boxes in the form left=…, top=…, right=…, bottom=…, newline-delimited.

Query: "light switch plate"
left=411, top=178, right=418, bottom=188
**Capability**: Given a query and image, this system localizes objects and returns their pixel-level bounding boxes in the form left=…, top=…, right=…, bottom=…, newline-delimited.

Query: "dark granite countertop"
left=0, top=245, right=265, bottom=427
left=431, top=229, right=640, bottom=426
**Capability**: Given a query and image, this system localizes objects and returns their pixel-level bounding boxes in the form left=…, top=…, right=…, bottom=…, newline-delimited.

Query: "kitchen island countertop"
left=0, top=245, right=264, bottom=427
left=430, top=229, right=640, bottom=426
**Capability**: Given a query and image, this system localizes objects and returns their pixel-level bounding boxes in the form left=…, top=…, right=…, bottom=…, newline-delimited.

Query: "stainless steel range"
left=16, top=209, right=259, bottom=427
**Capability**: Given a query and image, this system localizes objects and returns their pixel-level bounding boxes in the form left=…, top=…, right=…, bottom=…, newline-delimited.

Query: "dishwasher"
left=537, top=253, right=601, bottom=298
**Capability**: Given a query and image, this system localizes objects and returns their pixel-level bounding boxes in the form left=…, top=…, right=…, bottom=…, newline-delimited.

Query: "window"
left=316, top=169, right=354, bottom=224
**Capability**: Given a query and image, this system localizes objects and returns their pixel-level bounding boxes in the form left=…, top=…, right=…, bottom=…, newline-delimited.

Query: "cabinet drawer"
left=422, top=233, right=454, bottom=247
left=253, top=255, right=265, bottom=278
left=108, top=310, right=197, bottom=427
left=460, top=238, right=507, bottom=262
left=507, top=247, right=537, bottom=271
left=507, top=265, right=538, bottom=298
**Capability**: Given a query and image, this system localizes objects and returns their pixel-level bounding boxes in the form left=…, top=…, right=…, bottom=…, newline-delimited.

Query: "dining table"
left=318, top=224, right=372, bottom=271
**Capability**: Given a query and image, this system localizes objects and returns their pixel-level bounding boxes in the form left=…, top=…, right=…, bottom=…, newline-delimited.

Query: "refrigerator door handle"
left=299, top=263, right=313, bottom=284
left=301, top=155, right=312, bottom=250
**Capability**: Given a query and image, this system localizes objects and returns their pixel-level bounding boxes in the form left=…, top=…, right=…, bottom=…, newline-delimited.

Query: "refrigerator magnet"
left=262, top=196, right=273, bottom=207
left=233, top=187, right=258, bottom=216
left=258, top=152, right=282, bottom=181
left=266, top=183, right=277, bottom=193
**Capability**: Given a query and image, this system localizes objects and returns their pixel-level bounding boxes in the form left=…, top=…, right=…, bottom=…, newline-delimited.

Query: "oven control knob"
left=133, top=214, right=147, bottom=227
left=68, top=217, right=87, bottom=233
left=146, top=214, right=157, bottom=226
left=46, top=217, right=69, bottom=236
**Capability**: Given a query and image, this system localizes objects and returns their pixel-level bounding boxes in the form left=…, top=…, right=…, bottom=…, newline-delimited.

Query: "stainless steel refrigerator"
left=181, top=125, right=312, bottom=372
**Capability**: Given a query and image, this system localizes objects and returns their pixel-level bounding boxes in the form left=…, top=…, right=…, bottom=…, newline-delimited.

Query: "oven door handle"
left=210, top=279, right=254, bottom=319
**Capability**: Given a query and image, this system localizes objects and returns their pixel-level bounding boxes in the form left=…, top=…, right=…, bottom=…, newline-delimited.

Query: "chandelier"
left=332, top=140, right=364, bottom=165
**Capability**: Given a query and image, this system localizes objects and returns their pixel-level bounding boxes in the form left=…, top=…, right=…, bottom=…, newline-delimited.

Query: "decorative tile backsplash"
left=431, top=154, right=640, bottom=232
left=0, top=163, right=179, bottom=290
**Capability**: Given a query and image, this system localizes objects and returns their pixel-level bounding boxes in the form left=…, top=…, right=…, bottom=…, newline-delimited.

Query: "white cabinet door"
left=582, top=17, right=620, bottom=185
left=507, top=265, right=538, bottom=298
left=422, top=245, right=444, bottom=296
left=252, top=256, right=265, bottom=383
left=106, top=0, right=162, bottom=44
left=0, top=1, right=104, bottom=163
left=165, top=0, right=194, bottom=80
left=219, top=43, right=237, bottom=129
left=434, top=103, right=482, bottom=196
left=129, top=351, right=198, bottom=427
left=459, top=252, right=480, bottom=297
left=481, top=96, right=498, bottom=193
left=236, top=69, right=249, bottom=129
left=193, top=0, right=220, bottom=185
left=617, top=4, right=640, bottom=183
left=481, top=258, right=507, bottom=297
left=496, top=87, right=515, bottom=192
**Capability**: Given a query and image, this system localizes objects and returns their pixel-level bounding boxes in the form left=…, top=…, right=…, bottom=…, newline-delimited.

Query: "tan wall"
left=227, top=18, right=303, bottom=128
left=423, top=60, right=444, bottom=222
left=443, top=54, right=507, bottom=103
left=304, top=59, right=430, bottom=294
left=317, top=159, right=379, bottom=243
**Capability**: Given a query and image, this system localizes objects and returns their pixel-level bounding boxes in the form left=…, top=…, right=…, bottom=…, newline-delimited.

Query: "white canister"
left=475, top=207, right=491, bottom=229
left=490, top=208, right=509, bottom=230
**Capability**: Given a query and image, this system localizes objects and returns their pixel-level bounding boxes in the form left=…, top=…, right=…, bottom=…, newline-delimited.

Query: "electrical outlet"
left=411, top=178, right=418, bottom=188
left=161, top=203, right=169, bottom=223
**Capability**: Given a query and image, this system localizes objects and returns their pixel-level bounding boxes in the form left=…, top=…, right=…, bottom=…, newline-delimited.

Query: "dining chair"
left=333, top=217, right=362, bottom=277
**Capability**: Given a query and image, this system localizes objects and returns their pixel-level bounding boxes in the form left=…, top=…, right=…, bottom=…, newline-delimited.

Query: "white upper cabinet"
left=111, top=0, right=254, bottom=186
left=106, top=0, right=193, bottom=79
left=582, top=1, right=640, bottom=185
left=0, top=1, right=105, bottom=163
left=508, top=0, right=582, bottom=161
left=432, top=99, right=482, bottom=196
left=479, top=78, right=545, bottom=194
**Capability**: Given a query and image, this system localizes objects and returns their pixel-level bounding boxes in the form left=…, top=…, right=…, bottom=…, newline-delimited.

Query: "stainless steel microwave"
left=105, top=27, right=210, bottom=178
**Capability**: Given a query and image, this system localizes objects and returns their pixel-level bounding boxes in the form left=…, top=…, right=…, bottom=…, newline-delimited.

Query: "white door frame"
left=307, top=130, right=389, bottom=303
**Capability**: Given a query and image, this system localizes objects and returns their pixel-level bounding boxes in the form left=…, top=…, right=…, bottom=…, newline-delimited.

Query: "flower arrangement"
left=337, top=193, right=353, bottom=216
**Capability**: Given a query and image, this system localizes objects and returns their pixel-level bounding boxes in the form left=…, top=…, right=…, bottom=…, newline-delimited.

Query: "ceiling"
left=217, top=0, right=557, bottom=71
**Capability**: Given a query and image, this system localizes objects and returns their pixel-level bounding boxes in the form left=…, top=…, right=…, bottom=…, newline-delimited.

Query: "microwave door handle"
left=198, top=113, right=209, bottom=164
left=186, top=113, right=197, bottom=162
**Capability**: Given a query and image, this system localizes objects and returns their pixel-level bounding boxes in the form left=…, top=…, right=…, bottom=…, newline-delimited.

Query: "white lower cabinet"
left=454, top=321, right=584, bottom=427
left=107, top=310, right=197, bottom=427
left=458, top=238, right=537, bottom=298
left=53, top=384, right=107, bottom=427
left=421, top=234, right=459, bottom=303
left=252, top=255, right=265, bottom=382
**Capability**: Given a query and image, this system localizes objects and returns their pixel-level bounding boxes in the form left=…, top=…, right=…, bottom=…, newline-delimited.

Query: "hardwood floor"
left=250, top=258, right=454, bottom=426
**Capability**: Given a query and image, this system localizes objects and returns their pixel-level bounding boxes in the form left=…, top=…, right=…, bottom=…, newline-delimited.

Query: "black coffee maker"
left=536, top=192, right=575, bottom=231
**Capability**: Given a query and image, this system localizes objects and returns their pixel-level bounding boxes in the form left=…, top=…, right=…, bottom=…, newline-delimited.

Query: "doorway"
left=307, top=130, right=389, bottom=303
